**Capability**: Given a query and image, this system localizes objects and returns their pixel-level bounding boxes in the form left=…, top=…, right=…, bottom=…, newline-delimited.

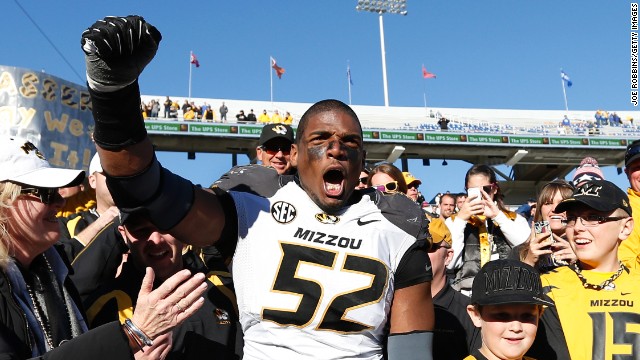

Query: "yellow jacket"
left=258, top=113, right=271, bottom=123
left=271, top=113, right=283, bottom=124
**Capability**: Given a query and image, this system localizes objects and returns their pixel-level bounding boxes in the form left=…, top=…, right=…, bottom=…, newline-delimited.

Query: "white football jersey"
left=230, top=182, right=422, bottom=360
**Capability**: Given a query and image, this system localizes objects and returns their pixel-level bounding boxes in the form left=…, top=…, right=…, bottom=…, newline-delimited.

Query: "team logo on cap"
left=271, top=201, right=297, bottom=224
left=214, top=308, right=231, bottom=325
left=483, top=265, right=540, bottom=295
left=576, top=183, right=602, bottom=197
left=315, top=213, right=340, bottom=224
left=20, top=141, right=45, bottom=160
left=272, top=125, right=289, bottom=135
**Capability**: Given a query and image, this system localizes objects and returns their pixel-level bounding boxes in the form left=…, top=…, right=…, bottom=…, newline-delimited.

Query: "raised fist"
left=81, top=15, right=161, bottom=91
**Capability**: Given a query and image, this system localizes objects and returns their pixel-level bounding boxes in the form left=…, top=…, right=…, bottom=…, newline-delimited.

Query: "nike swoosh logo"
left=357, top=218, right=381, bottom=226
left=622, top=292, right=632, bottom=296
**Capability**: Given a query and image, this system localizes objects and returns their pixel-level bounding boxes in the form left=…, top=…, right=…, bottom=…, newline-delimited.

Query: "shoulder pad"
left=362, top=189, right=432, bottom=247
left=210, top=164, right=295, bottom=197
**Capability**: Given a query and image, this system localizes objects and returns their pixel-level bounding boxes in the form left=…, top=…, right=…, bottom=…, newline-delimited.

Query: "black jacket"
left=68, top=221, right=128, bottom=302
left=85, top=257, right=242, bottom=360
left=57, top=210, right=99, bottom=260
left=0, top=245, right=133, bottom=360
left=433, top=284, right=481, bottom=359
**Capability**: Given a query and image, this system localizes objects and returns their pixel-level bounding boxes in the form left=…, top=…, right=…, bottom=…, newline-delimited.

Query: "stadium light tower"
left=356, top=0, right=407, bottom=107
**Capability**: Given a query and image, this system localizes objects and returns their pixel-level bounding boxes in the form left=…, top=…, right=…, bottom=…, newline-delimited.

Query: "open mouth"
left=574, top=238, right=592, bottom=246
left=148, top=249, right=170, bottom=259
left=323, top=168, right=345, bottom=198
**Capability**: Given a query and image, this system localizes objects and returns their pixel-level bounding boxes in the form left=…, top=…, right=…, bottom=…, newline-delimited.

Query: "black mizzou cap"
left=471, top=259, right=553, bottom=307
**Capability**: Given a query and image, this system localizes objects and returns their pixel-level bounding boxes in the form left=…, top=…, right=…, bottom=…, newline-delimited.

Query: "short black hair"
left=295, top=99, right=362, bottom=145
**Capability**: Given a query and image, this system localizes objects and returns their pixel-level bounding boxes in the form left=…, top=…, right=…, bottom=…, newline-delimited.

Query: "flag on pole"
left=190, top=52, right=200, bottom=68
left=347, top=65, right=353, bottom=85
left=560, top=70, right=572, bottom=87
left=422, top=65, right=436, bottom=79
left=271, top=57, right=285, bottom=79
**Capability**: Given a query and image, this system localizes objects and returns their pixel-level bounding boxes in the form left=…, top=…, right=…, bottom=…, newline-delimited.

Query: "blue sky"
left=2, top=0, right=637, bottom=201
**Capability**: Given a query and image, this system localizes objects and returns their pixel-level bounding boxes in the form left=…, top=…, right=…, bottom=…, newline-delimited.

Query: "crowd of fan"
left=141, top=96, right=295, bottom=125
left=355, top=151, right=640, bottom=359
left=142, top=96, right=636, bottom=141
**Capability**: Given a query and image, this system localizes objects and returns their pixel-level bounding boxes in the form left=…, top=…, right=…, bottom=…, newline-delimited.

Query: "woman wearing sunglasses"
left=446, top=164, right=530, bottom=295
left=366, top=163, right=408, bottom=194
left=0, top=136, right=206, bottom=359
left=514, top=180, right=577, bottom=271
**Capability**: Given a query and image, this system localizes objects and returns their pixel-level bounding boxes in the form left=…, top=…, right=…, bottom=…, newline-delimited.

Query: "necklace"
left=24, top=255, right=72, bottom=350
left=571, top=261, right=626, bottom=290
left=25, top=281, right=55, bottom=349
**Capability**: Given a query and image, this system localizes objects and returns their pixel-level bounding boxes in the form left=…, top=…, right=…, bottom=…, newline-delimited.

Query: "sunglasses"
left=466, top=184, right=496, bottom=193
left=359, top=176, right=368, bottom=185
left=261, top=144, right=291, bottom=155
left=481, top=184, right=496, bottom=193
left=372, top=181, right=398, bottom=193
left=20, top=187, right=59, bottom=204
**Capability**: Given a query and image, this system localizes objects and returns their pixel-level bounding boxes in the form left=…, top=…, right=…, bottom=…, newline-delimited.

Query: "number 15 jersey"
left=228, top=181, right=431, bottom=360
left=537, top=266, right=640, bottom=359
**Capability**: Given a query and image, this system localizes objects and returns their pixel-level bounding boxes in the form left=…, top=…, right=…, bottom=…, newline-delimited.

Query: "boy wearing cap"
left=465, top=259, right=553, bottom=360
left=529, top=179, right=640, bottom=359
left=256, top=123, right=295, bottom=175
left=622, top=139, right=640, bottom=269
left=429, top=218, right=481, bottom=359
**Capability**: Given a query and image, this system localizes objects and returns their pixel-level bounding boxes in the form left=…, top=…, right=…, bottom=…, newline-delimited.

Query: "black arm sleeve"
left=394, top=242, right=432, bottom=289
left=209, top=188, right=238, bottom=263
left=89, top=81, right=146, bottom=150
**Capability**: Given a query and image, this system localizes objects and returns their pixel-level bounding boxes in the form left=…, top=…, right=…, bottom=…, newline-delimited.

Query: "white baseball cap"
left=88, top=152, right=103, bottom=174
left=0, top=136, right=85, bottom=188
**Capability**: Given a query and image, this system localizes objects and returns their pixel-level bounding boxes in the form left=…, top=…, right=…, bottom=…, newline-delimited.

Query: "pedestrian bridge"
left=0, top=60, right=636, bottom=203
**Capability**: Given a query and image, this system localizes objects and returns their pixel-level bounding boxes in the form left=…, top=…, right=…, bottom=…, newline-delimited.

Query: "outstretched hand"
left=481, top=189, right=500, bottom=219
left=456, top=194, right=484, bottom=221
left=550, top=236, right=576, bottom=265
left=521, top=230, right=553, bottom=267
left=131, top=267, right=207, bottom=340
left=81, top=15, right=161, bottom=91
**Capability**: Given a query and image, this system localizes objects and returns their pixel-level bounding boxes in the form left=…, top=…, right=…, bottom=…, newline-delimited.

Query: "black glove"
left=81, top=15, right=161, bottom=91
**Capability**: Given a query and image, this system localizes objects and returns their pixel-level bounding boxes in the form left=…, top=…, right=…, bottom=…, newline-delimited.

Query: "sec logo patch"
left=271, top=201, right=297, bottom=224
